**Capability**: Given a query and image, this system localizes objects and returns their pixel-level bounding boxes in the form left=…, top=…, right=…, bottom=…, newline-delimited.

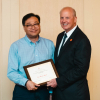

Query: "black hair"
left=22, top=13, right=40, bottom=26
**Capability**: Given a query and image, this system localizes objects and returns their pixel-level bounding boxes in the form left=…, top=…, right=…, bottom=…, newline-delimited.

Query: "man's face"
left=23, top=16, right=40, bottom=39
left=60, top=9, right=77, bottom=33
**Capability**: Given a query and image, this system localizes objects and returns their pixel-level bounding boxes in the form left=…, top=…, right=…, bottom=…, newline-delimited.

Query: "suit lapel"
left=55, top=32, right=64, bottom=62
left=56, top=33, right=64, bottom=54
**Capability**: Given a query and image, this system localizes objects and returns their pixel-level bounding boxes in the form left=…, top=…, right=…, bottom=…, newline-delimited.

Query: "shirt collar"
left=64, top=25, right=77, bottom=37
left=24, top=35, right=41, bottom=44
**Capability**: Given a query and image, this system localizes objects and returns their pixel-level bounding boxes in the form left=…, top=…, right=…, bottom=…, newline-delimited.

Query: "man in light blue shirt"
left=7, top=13, right=55, bottom=100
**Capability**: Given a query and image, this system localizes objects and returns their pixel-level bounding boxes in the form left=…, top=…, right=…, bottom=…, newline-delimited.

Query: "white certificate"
left=24, top=59, right=59, bottom=86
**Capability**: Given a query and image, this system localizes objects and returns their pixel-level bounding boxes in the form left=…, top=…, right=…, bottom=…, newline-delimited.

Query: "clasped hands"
left=47, top=78, right=57, bottom=88
left=26, top=79, right=57, bottom=91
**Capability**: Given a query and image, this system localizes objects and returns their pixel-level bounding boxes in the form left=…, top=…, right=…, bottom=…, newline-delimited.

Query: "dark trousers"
left=13, top=84, right=49, bottom=100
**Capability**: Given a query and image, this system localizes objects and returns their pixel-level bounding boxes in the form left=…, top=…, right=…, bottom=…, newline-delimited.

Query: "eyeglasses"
left=24, top=23, right=39, bottom=28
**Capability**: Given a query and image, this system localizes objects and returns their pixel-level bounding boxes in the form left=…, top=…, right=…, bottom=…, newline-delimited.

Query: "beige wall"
left=0, top=0, right=100, bottom=100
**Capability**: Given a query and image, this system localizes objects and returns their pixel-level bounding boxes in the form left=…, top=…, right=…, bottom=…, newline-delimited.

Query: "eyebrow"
left=26, top=21, right=39, bottom=24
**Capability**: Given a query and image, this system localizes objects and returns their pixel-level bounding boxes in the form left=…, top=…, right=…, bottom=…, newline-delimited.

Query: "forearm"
left=7, top=71, right=28, bottom=86
left=56, top=66, right=88, bottom=90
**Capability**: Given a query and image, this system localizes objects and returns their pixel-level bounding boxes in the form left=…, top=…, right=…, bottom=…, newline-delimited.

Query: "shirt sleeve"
left=7, top=43, right=28, bottom=86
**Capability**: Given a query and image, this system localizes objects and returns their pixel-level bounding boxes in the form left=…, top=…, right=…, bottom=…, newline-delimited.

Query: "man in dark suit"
left=47, top=7, right=91, bottom=100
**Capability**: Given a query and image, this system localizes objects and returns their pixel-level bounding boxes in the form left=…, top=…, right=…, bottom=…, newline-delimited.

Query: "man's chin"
left=31, top=35, right=39, bottom=38
left=62, top=26, right=68, bottom=30
left=27, top=34, right=39, bottom=39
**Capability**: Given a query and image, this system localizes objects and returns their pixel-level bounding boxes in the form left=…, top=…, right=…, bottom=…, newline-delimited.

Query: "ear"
left=74, top=17, right=77, bottom=23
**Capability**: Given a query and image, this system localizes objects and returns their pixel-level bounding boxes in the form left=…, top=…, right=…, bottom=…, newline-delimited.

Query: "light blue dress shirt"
left=7, top=35, right=55, bottom=86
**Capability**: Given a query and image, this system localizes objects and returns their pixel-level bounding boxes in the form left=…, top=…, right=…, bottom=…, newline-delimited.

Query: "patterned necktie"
left=58, top=34, right=67, bottom=56
left=61, top=34, right=67, bottom=49
left=58, top=34, right=67, bottom=55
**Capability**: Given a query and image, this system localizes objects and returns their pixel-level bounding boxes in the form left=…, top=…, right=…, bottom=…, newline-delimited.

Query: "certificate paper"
left=24, top=59, right=59, bottom=86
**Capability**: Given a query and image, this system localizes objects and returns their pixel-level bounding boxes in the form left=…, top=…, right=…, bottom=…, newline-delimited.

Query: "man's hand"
left=26, top=80, right=40, bottom=91
left=47, top=79, right=57, bottom=88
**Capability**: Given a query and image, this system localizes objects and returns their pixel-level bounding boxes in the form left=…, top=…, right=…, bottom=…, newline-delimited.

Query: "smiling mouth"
left=63, top=23, right=68, bottom=26
left=30, top=30, right=37, bottom=32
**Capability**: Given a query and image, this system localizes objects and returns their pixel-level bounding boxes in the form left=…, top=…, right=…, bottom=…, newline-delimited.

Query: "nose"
left=31, top=25, right=35, bottom=29
left=62, top=18, right=66, bottom=22
left=61, top=18, right=66, bottom=23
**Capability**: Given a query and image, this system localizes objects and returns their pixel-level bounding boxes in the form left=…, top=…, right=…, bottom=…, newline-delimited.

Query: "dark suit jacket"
left=53, top=26, right=91, bottom=100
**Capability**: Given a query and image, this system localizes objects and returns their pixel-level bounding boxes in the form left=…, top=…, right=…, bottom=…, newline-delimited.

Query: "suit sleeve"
left=56, top=37, right=91, bottom=90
